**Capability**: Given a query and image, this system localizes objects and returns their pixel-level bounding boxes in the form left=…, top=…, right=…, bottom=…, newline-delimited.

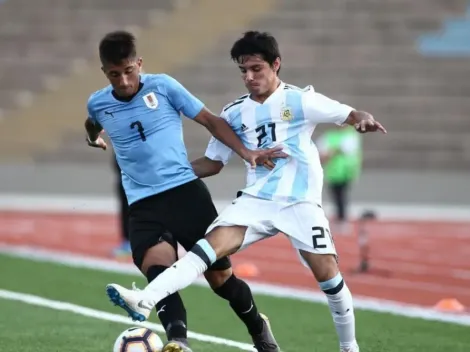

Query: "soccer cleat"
left=162, top=338, right=193, bottom=352
left=106, top=282, right=152, bottom=322
left=251, top=313, right=281, bottom=352
left=340, top=343, right=360, bottom=352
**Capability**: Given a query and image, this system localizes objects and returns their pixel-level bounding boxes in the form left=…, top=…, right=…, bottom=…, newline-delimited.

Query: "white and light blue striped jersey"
left=205, top=82, right=354, bottom=205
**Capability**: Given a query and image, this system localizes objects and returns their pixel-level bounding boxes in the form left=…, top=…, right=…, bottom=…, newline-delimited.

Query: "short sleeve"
left=87, top=96, right=98, bottom=124
left=302, top=89, right=354, bottom=126
left=204, top=111, right=234, bottom=164
left=162, top=74, right=204, bottom=119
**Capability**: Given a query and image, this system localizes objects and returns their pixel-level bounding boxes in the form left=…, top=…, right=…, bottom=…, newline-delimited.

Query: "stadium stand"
left=0, top=0, right=469, bottom=170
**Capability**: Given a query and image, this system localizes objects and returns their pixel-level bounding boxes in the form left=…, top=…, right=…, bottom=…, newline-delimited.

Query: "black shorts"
left=128, top=178, right=231, bottom=271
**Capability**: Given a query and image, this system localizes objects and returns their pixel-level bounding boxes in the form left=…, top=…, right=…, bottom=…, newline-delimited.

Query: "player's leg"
left=139, top=195, right=280, bottom=350
left=162, top=180, right=279, bottom=351
left=205, top=264, right=264, bottom=335
left=133, top=222, right=280, bottom=351
left=151, top=179, right=264, bottom=336
left=140, top=235, right=192, bottom=352
left=106, top=195, right=189, bottom=346
left=112, top=165, right=131, bottom=256
left=277, top=202, right=358, bottom=352
left=145, top=194, right=279, bottom=303
left=139, top=236, right=189, bottom=344
left=205, top=264, right=280, bottom=352
left=107, top=195, right=277, bottom=315
left=299, top=251, right=358, bottom=352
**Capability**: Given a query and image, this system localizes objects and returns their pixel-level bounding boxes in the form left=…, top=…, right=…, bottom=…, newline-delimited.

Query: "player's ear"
left=137, top=57, right=143, bottom=70
left=273, top=58, right=281, bottom=74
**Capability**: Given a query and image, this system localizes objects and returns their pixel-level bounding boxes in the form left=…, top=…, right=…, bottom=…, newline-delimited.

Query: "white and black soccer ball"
left=113, top=327, right=164, bottom=352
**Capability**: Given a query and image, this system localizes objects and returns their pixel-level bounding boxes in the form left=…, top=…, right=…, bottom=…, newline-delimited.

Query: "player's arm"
left=193, top=108, right=250, bottom=158
left=84, top=118, right=103, bottom=141
left=85, top=101, right=107, bottom=150
left=343, top=110, right=386, bottom=134
left=191, top=132, right=234, bottom=178
left=163, top=74, right=284, bottom=168
left=191, top=157, right=224, bottom=178
left=303, top=90, right=387, bottom=134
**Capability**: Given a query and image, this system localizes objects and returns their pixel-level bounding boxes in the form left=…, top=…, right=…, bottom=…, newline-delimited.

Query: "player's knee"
left=140, top=241, right=177, bottom=275
left=205, top=225, right=247, bottom=258
left=212, top=273, right=245, bottom=301
left=205, top=268, right=233, bottom=289
left=319, top=272, right=345, bottom=296
left=190, top=228, right=245, bottom=271
left=300, top=251, right=338, bottom=283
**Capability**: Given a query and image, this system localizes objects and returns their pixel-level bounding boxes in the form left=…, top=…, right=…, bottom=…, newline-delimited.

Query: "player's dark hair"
left=99, top=31, right=137, bottom=65
left=230, top=31, right=281, bottom=74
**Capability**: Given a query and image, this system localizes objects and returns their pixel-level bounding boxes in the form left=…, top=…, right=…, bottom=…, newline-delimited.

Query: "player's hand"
left=263, top=158, right=277, bottom=171
left=354, top=114, right=387, bottom=134
left=243, top=146, right=288, bottom=169
left=86, top=134, right=107, bottom=150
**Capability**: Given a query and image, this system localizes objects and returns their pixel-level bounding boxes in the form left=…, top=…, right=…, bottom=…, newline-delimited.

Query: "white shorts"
left=206, top=194, right=337, bottom=266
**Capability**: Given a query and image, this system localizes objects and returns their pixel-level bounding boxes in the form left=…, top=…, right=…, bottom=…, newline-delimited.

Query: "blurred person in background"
left=112, top=159, right=131, bottom=257
left=317, top=125, right=362, bottom=234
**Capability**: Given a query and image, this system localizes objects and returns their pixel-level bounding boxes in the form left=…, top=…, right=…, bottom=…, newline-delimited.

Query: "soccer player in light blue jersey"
left=105, top=31, right=387, bottom=352
left=86, top=31, right=285, bottom=352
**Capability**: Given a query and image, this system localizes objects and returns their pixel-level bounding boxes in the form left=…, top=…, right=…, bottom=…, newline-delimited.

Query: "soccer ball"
left=113, top=327, right=164, bottom=352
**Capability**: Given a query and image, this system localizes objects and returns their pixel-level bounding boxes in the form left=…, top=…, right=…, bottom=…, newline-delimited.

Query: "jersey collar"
left=247, top=80, right=285, bottom=106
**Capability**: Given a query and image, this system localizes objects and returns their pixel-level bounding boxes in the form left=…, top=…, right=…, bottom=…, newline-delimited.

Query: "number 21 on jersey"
left=255, top=123, right=276, bottom=147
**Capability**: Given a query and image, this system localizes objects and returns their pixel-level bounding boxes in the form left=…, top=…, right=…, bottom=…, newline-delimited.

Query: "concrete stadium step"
left=364, top=149, right=469, bottom=170
left=18, top=0, right=279, bottom=164
left=2, top=0, right=468, bottom=170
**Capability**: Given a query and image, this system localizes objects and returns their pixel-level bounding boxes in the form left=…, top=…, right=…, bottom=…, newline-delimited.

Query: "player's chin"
left=117, top=87, right=134, bottom=97
left=247, top=85, right=264, bottom=96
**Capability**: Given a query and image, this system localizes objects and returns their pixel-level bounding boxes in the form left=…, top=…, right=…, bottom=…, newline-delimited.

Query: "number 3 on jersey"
left=130, top=121, right=146, bottom=141
left=256, top=123, right=276, bottom=147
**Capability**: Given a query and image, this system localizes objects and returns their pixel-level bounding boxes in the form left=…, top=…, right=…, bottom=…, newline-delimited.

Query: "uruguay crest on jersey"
left=143, top=92, right=158, bottom=109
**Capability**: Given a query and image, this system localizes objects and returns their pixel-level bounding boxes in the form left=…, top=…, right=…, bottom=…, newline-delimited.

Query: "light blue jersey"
left=87, top=73, right=204, bottom=205
left=205, top=82, right=353, bottom=205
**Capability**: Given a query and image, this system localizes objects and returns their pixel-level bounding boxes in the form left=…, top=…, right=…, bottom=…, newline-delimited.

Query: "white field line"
left=0, top=288, right=255, bottom=351
left=1, top=244, right=470, bottom=326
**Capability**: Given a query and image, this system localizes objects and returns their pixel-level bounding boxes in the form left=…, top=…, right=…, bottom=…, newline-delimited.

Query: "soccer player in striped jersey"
left=107, top=31, right=386, bottom=352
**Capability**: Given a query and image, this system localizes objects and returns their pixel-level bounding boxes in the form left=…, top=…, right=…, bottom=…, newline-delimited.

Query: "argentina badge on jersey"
left=143, top=92, right=158, bottom=109
left=281, top=106, right=294, bottom=121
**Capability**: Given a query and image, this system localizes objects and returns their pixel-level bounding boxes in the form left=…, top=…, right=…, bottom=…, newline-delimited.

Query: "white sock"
left=319, top=274, right=357, bottom=349
left=142, top=240, right=216, bottom=308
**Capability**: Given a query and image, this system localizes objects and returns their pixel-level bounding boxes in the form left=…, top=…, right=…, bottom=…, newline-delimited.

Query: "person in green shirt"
left=317, top=125, right=362, bottom=233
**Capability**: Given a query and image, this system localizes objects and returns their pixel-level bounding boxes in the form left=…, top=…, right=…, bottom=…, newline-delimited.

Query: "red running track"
left=1, top=211, right=469, bottom=307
